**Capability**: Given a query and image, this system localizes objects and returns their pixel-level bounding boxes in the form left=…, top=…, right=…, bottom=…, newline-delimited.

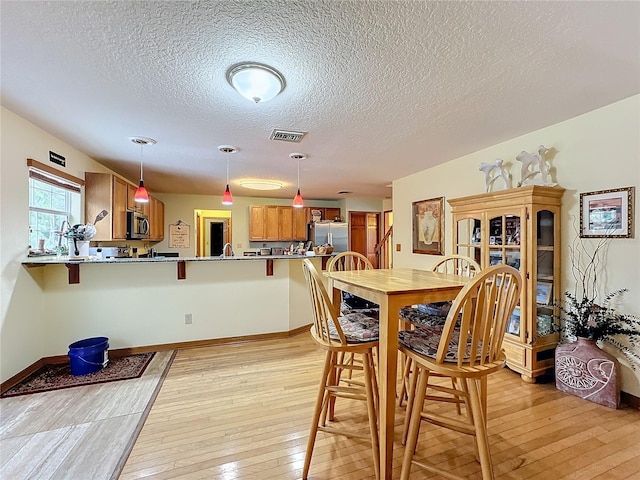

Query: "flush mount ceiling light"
left=129, top=136, right=157, bottom=203
left=290, top=153, right=306, bottom=208
left=226, top=62, right=285, bottom=103
left=239, top=180, right=283, bottom=191
left=218, top=145, right=238, bottom=206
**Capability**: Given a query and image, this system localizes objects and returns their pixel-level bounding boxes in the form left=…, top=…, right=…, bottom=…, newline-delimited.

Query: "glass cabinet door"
left=487, top=212, right=524, bottom=339
left=534, top=209, right=556, bottom=338
left=454, top=216, right=482, bottom=266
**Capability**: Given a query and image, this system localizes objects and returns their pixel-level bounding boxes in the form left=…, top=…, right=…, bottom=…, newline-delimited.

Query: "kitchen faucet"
left=56, top=220, right=71, bottom=250
left=221, top=243, right=235, bottom=258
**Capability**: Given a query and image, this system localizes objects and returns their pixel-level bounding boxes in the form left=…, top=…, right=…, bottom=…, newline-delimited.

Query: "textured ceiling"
left=2, top=1, right=639, bottom=201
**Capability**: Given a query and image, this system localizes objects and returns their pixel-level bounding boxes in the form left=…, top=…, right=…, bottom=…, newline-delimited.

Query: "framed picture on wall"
left=412, top=197, right=444, bottom=255
left=580, top=186, right=634, bottom=238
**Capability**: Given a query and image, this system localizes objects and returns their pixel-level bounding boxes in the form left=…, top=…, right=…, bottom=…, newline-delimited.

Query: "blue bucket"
left=68, top=337, right=109, bottom=376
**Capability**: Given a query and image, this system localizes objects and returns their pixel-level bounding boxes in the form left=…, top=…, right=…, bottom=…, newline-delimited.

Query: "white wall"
left=1, top=107, right=116, bottom=382
left=0, top=107, right=327, bottom=383
left=393, top=95, right=640, bottom=395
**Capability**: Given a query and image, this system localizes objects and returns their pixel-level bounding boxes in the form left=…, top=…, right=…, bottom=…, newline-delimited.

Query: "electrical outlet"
left=396, top=243, right=401, bottom=252
left=184, top=313, right=192, bottom=325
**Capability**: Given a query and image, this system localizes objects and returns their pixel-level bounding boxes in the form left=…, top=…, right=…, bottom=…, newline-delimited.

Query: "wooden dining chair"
left=327, top=251, right=379, bottom=317
left=301, top=259, right=380, bottom=480
left=398, top=255, right=481, bottom=408
left=399, top=265, right=521, bottom=480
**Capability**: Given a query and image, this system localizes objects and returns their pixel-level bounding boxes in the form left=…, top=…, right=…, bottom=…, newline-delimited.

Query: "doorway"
left=195, top=209, right=232, bottom=257
left=210, top=222, right=225, bottom=256
left=349, top=211, right=380, bottom=268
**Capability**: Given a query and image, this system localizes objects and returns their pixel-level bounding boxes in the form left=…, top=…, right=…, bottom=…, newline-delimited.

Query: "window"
left=28, top=164, right=82, bottom=253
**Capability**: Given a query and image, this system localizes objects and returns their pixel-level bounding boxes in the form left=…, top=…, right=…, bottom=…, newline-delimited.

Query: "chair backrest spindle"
left=436, top=265, right=521, bottom=368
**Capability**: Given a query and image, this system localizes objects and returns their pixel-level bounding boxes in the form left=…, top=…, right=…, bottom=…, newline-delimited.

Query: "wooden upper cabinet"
left=249, top=205, right=266, bottom=241
left=249, top=204, right=339, bottom=242
left=325, top=208, right=342, bottom=222
left=292, top=207, right=308, bottom=240
left=149, top=196, right=165, bottom=241
left=279, top=206, right=293, bottom=241
left=85, top=173, right=128, bottom=241
left=112, top=177, right=128, bottom=240
left=265, top=206, right=279, bottom=240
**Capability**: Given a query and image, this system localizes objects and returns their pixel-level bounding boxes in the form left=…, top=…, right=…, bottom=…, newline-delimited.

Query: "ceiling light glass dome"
left=227, top=63, right=285, bottom=103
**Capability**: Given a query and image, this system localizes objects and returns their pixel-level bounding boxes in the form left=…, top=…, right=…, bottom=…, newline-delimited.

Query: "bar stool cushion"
left=329, top=312, right=379, bottom=343
left=399, top=325, right=481, bottom=362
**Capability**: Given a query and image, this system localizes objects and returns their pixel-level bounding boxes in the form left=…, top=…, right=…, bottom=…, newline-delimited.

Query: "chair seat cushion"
left=341, top=301, right=379, bottom=320
left=399, top=306, right=448, bottom=327
left=417, top=301, right=452, bottom=316
left=399, top=325, right=480, bottom=362
left=342, top=292, right=379, bottom=310
left=329, top=312, right=379, bottom=343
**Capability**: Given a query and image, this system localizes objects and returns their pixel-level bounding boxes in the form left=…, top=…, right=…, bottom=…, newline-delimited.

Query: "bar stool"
left=398, top=255, right=481, bottom=408
left=301, top=259, right=380, bottom=480
left=399, top=265, right=521, bottom=480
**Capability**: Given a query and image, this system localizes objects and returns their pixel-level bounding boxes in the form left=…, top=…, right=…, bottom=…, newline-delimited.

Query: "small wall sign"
left=169, top=220, right=190, bottom=248
left=49, top=151, right=66, bottom=167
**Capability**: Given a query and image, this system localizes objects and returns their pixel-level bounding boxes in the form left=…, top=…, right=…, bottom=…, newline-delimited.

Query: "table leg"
left=378, top=296, right=400, bottom=480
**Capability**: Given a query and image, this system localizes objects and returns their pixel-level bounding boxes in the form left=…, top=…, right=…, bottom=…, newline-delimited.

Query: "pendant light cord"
left=297, top=159, right=300, bottom=189
left=226, top=157, right=230, bottom=185
left=139, top=145, right=144, bottom=181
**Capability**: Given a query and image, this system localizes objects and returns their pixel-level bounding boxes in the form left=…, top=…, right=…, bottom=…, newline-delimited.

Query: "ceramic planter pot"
left=555, top=337, right=620, bottom=409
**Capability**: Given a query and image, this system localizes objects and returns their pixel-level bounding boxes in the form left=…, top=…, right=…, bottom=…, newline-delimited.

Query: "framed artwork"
left=536, top=280, right=553, bottom=305
left=580, top=186, right=634, bottom=238
left=412, top=197, right=444, bottom=255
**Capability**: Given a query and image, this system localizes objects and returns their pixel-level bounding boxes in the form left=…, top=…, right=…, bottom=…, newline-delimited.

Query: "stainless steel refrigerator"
left=308, top=221, right=348, bottom=252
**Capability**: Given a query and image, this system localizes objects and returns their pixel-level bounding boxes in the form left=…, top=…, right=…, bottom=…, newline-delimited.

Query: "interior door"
left=349, top=211, right=380, bottom=267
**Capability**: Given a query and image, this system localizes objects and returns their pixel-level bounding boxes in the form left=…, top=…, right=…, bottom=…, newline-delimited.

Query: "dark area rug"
left=1, top=352, right=156, bottom=398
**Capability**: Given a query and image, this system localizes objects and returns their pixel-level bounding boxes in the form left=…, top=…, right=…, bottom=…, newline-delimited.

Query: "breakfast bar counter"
left=23, top=253, right=335, bottom=283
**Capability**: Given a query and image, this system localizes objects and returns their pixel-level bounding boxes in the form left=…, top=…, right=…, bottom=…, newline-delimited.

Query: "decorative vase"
left=555, top=337, right=620, bottom=409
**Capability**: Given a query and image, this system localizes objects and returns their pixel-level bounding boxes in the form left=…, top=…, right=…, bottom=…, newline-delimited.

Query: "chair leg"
left=303, top=351, right=333, bottom=480
left=401, top=359, right=419, bottom=445
left=363, top=351, right=380, bottom=480
left=466, top=378, right=495, bottom=480
left=400, top=366, right=429, bottom=480
left=328, top=351, right=342, bottom=421
left=398, top=354, right=412, bottom=407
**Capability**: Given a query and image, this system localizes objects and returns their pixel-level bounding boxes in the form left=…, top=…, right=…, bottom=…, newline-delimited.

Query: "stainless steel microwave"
left=127, top=211, right=150, bottom=239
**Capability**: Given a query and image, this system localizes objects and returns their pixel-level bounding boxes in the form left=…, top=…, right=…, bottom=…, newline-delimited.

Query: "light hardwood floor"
left=121, top=334, right=640, bottom=480
left=0, top=351, right=174, bottom=480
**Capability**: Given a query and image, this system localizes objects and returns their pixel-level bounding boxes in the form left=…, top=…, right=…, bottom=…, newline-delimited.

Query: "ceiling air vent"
left=270, top=129, right=307, bottom=143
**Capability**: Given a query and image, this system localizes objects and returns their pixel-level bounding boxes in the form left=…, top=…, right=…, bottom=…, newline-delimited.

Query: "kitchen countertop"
left=23, top=253, right=335, bottom=265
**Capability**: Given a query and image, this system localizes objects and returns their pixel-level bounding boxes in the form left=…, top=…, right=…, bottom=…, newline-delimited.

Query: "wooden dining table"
left=324, top=267, right=471, bottom=480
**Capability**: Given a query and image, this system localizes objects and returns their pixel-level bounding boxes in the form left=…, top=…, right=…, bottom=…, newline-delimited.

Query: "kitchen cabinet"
left=448, top=186, right=564, bottom=382
left=249, top=204, right=342, bottom=242
left=265, top=206, right=280, bottom=241
left=85, top=173, right=128, bottom=241
left=249, top=205, right=267, bottom=241
left=279, top=206, right=293, bottom=240
left=127, top=183, right=149, bottom=216
left=292, top=207, right=308, bottom=240
left=149, top=196, right=165, bottom=241
left=324, top=208, right=342, bottom=222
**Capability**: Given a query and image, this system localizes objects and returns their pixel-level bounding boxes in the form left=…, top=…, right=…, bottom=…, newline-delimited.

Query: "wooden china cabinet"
left=448, top=185, right=564, bottom=382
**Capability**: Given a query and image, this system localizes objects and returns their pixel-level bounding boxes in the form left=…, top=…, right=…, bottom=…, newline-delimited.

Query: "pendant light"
left=291, top=153, right=306, bottom=208
left=219, top=145, right=238, bottom=205
left=129, top=137, right=156, bottom=203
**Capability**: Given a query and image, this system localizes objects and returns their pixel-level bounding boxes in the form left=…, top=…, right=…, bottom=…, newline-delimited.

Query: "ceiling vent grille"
left=270, top=129, right=307, bottom=143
